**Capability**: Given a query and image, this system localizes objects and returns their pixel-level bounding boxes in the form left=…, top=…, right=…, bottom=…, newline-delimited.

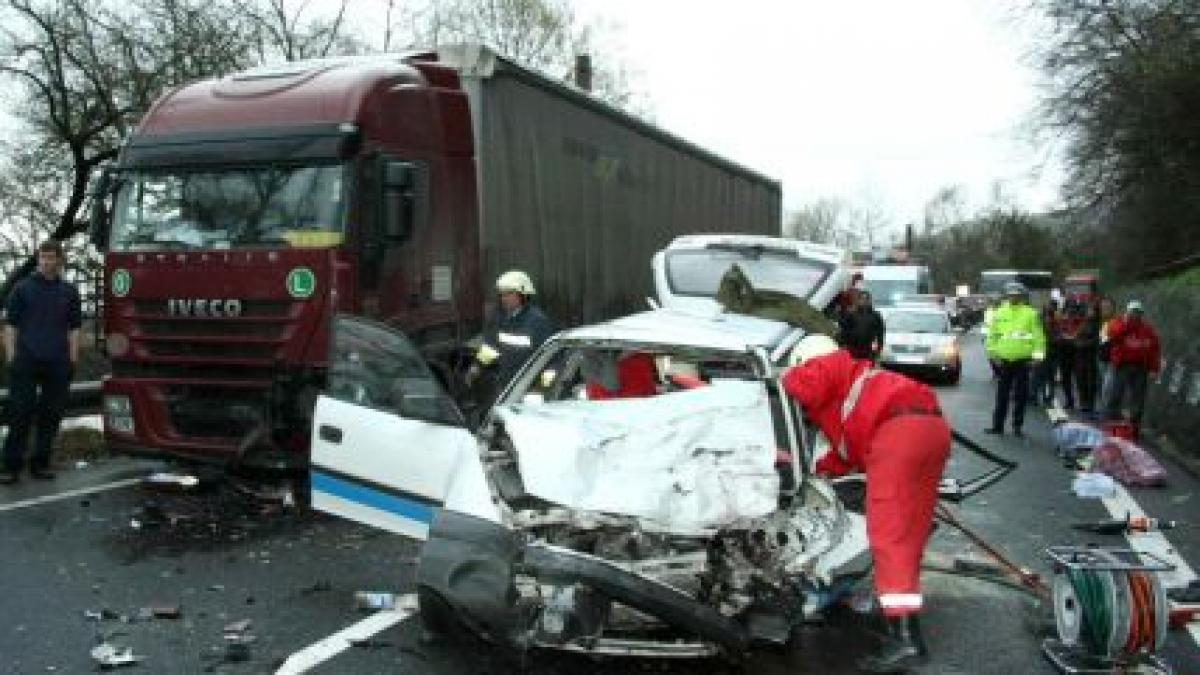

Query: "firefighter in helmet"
left=467, top=270, right=556, bottom=402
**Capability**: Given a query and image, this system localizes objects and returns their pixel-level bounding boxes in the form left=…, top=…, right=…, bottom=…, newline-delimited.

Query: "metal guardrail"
left=0, top=379, right=102, bottom=415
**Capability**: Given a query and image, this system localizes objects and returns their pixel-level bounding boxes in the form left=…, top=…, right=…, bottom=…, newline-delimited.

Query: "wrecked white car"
left=309, top=309, right=872, bottom=658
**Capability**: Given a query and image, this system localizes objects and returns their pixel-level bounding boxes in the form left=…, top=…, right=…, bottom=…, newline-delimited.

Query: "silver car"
left=878, top=306, right=961, bottom=384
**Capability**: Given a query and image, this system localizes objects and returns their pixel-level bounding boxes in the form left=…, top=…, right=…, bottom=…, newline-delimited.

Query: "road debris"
left=1071, top=472, right=1117, bottom=498
left=150, top=605, right=182, bottom=619
left=299, top=580, right=332, bottom=596
left=90, top=642, right=142, bottom=669
left=84, top=609, right=121, bottom=622
left=353, top=591, right=397, bottom=611
left=145, top=472, right=200, bottom=490
left=1072, top=514, right=1179, bottom=535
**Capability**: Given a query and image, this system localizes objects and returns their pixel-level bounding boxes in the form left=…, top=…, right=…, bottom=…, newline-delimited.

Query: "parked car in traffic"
left=878, top=306, right=961, bottom=384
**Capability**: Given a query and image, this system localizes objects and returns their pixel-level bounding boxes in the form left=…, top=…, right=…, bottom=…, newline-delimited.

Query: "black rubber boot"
left=857, top=614, right=928, bottom=673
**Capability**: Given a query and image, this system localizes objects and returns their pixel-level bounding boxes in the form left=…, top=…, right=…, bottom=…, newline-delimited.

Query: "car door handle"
left=319, top=424, right=343, bottom=444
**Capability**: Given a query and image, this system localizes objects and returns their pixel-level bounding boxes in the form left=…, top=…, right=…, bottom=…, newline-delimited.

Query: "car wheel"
left=417, top=586, right=464, bottom=640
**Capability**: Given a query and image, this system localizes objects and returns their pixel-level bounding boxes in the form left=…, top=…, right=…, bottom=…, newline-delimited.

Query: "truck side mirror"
left=88, top=169, right=115, bottom=250
left=382, top=161, right=422, bottom=242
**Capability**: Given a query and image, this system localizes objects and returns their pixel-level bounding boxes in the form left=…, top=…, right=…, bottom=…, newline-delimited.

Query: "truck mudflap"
left=415, top=510, right=750, bottom=655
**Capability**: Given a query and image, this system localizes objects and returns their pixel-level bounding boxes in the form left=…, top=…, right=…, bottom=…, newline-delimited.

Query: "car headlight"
left=941, top=343, right=959, bottom=360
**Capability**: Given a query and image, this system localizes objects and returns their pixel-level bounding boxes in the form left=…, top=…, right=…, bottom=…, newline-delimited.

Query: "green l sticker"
left=287, top=267, right=316, bottom=299
left=112, top=269, right=132, bottom=297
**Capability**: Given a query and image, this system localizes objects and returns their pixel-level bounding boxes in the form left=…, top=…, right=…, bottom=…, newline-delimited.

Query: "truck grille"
left=165, top=386, right=269, bottom=440
left=132, top=299, right=292, bottom=317
left=118, top=299, right=301, bottom=381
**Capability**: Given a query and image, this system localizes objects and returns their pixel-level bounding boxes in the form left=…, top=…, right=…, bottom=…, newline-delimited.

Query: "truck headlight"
left=107, top=415, right=135, bottom=434
left=103, top=395, right=135, bottom=434
left=103, top=395, right=132, bottom=414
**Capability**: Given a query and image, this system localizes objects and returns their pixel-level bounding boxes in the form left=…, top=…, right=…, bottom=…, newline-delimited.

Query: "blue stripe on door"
left=311, top=471, right=436, bottom=525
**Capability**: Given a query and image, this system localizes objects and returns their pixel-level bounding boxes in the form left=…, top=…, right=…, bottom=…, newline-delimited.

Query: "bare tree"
left=1030, top=0, right=1200, bottom=278
left=785, top=196, right=887, bottom=250
left=0, top=0, right=365, bottom=304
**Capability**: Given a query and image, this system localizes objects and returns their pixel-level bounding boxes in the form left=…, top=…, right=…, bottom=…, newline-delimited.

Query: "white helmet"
left=788, top=334, right=839, bottom=366
left=496, top=270, right=536, bottom=295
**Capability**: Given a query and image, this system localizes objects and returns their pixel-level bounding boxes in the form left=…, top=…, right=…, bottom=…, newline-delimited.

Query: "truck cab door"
left=310, top=315, right=496, bottom=540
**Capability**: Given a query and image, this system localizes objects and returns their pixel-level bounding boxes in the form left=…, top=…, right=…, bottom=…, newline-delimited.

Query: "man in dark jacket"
left=2, top=240, right=82, bottom=484
left=838, top=290, right=886, bottom=360
left=467, top=270, right=556, bottom=406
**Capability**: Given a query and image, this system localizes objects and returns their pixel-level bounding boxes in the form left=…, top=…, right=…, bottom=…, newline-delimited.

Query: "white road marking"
left=1100, top=482, right=1200, bottom=645
left=275, top=594, right=418, bottom=674
left=0, top=477, right=143, bottom=514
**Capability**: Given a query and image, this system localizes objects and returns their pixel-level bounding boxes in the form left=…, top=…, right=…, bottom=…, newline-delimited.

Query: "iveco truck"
left=88, top=45, right=781, bottom=469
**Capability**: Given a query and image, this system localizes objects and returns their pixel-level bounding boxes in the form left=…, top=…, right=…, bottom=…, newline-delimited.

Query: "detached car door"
left=310, top=315, right=494, bottom=540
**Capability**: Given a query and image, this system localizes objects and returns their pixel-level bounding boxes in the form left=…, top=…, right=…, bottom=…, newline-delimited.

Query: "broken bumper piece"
left=415, top=510, right=751, bottom=656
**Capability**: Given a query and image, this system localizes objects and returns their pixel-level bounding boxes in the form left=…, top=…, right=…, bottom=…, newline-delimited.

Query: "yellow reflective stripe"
left=476, top=343, right=500, bottom=365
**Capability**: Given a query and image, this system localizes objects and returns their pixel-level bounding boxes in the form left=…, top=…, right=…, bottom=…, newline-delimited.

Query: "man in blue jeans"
left=1, top=240, right=81, bottom=483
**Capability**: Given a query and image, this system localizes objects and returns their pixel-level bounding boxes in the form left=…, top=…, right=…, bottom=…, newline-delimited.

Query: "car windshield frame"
left=109, top=163, right=349, bottom=251
left=664, top=248, right=834, bottom=300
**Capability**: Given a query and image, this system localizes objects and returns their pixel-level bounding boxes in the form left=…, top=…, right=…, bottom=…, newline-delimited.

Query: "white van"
left=861, top=264, right=931, bottom=307
left=651, top=234, right=851, bottom=314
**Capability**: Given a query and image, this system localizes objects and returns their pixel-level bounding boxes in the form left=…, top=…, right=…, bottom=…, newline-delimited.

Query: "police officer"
left=467, top=270, right=556, bottom=403
left=984, top=282, right=1046, bottom=438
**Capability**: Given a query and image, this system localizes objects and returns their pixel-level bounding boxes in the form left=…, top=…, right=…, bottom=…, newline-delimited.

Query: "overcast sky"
left=569, top=0, right=1062, bottom=233
left=1, top=1, right=1060, bottom=238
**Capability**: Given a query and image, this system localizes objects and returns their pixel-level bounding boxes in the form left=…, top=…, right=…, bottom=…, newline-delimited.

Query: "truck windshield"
left=666, top=249, right=832, bottom=299
left=110, top=165, right=347, bottom=250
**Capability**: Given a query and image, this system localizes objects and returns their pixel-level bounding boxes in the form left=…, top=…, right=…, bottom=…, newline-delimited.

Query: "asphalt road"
left=1, top=331, right=1198, bottom=674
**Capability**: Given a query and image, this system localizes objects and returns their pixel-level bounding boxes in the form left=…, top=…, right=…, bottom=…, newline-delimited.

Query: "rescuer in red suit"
left=782, top=334, right=951, bottom=673
left=585, top=351, right=659, bottom=399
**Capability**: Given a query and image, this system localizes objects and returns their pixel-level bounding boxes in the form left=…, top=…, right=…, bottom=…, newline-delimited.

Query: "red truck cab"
left=91, top=55, right=482, bottom=468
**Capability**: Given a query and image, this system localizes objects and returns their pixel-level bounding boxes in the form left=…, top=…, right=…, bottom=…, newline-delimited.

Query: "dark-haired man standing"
left=2, top=240, right=81, bottom=484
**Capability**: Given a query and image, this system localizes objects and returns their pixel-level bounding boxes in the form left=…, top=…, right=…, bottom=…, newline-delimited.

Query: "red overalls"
left=782, top=350, right=951, bottom=616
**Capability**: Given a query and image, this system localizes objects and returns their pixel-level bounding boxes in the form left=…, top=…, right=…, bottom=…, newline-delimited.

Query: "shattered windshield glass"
left=110, top=165, right=347, bottom=250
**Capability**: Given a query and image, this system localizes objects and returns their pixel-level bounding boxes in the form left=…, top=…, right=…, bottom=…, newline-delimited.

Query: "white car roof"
left=556, top=308, right=798, bottom=354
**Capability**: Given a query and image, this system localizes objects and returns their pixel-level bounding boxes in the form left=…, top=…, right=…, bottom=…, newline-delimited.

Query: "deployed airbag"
left=497, top=381, right=779, bottom=530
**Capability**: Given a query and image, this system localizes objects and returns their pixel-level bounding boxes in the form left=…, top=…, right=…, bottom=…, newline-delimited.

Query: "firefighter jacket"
left=781, top=350, right=941, bottom=477
left=1107, top=316, right=1161, bottom=372
left=478, top=303, right=556, bottom=388
left=985, top=302, right=1046, bottom=362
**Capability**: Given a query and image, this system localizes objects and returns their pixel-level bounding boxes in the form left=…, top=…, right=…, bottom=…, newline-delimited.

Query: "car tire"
left=417, top=586, right=465, bottom=641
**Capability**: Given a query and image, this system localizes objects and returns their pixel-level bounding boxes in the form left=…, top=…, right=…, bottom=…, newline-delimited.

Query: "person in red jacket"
left=782, top=334, right=950, bottom=673
left=585, top=351, right=659, bottom=399
left=1102, top=300, right=1161, bottom=436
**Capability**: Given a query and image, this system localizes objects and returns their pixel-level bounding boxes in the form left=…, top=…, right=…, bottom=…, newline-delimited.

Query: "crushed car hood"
left=496, top=381, right=779, bottom=532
